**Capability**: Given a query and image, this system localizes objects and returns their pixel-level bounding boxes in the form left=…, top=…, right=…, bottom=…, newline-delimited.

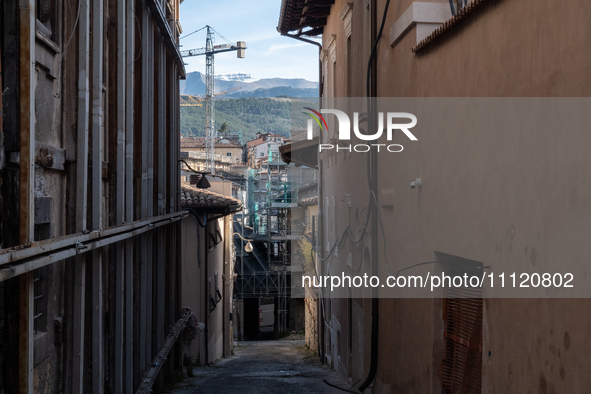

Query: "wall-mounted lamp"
left=233, top=232, right=254, bottom=253
left=178, top=159, right=212, bottom=189
left=196, top=173, right=211, bottom=189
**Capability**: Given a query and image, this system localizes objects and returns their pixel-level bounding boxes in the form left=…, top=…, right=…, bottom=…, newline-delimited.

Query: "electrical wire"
left=185, top=208, right=207, bottom=227
left=55, top=0, right=81, bottom=100
left=359, top=0, right=392, bottom=391
left=323, top=379, right=360, bottom=393
left=178, top=159, right=205, bottom=174
left=128, top=14, right=143, bottom=67
left=393, top=261, right=490, bottom=279
left=62, top=0, right=81, bottom=59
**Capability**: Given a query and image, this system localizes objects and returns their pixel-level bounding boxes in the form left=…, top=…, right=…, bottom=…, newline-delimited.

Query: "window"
left=440, top=293, right=483, bottom=393
left=347, top=37, right=352, bottom=97
left=208, top=279, right=216, bottom=313
left=435, top=254, right=483, bottom=394
left=260, top=152, right=264, bottom=157
left=214, top=272, right=222, bottom=302
left=332, top=62, right=337, bottom=98
left=208, top=224, right=222, bottom=249
left=227, top=152, right=232, bottom=157
left=36, top=0, right=57, bottom=41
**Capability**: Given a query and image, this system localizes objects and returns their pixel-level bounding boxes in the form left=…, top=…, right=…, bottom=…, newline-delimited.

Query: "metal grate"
left=440, top=286, right=483, bottom=394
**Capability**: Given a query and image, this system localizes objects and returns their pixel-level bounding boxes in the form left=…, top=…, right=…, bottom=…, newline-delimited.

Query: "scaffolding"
left=234, top=143, right=307, bottom=333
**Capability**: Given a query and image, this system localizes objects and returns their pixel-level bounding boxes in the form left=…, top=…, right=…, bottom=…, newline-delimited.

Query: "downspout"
left=187, top=209, right=209, bottom=364
left=204, top=218, right=209, bottom=363
left=1, top=42, right=3, bottom=163
left=187, top=209, right=207, bottom=365
left=358, top=0, right=392, bottom=391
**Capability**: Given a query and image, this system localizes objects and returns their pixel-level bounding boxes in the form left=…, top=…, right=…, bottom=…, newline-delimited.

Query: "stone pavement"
left=165, top=340, right=353, bottom=393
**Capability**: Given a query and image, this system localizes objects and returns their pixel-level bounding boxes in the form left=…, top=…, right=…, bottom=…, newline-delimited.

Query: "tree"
left=218, top=121, right=228, bottom=135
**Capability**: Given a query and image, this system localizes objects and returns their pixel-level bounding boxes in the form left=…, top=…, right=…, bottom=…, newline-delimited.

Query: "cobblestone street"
left=165, top=340, right=351, bottom=393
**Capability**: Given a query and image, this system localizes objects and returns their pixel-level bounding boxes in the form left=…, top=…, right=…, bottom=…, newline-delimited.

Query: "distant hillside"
left=225, top=86, right=318, bottom=98
left=180, top=71, right=318, bottom=96
left=180, top=97, right=315, bottom=142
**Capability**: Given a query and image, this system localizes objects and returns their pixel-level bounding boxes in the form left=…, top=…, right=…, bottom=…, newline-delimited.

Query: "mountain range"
left=179, top=71, right=319, bottom=98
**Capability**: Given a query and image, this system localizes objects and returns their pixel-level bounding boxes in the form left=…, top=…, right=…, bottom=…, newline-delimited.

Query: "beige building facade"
left=180, top=187, right=242, bottom=365
left=279, top=0, right=591, bottom=393
left=181, top=137, right=243, bottom=162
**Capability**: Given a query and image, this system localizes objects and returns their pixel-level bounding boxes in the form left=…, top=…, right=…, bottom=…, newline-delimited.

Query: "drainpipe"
left=204, top=220, right=209, bottom=364
left=1, top=43, right=3, bottom=164
left=359, top=0, right=391, bottom=390
left=279, top=33, right=322, bottom=98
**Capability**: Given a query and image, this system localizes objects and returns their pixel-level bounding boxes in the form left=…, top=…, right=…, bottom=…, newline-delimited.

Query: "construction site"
left=177, top=23, right=315, bottom=341
left=231, top=143, right=316, bottom=339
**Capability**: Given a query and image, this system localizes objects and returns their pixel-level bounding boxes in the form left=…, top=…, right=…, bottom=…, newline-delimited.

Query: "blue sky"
left=179, top=0, right=320, bottom=82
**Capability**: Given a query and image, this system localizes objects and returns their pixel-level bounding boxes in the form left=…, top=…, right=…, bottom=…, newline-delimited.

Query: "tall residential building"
left=1, top=0, right=185, bottom=392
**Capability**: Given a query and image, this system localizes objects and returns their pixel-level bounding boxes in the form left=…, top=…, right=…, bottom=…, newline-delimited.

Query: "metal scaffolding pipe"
left=124, top=1, right=136, bottom=389
left=0, top=212, right=188, bottom=281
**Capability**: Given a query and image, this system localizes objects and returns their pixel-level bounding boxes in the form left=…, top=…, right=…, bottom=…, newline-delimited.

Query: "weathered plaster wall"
left=317, top=0, right=591, bottom=392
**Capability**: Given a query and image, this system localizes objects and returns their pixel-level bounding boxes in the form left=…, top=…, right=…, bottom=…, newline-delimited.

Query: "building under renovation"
left=1, top=0, right=185, bottom=392
left=234, top=141, right=314, bottom=338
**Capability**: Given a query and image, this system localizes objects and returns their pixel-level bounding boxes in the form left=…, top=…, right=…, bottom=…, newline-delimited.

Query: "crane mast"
left=180, top=26, right=246, bottom=175
left=205, top=27, right=215, bottom=173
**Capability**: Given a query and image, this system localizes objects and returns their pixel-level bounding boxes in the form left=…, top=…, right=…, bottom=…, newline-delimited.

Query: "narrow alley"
left=166, top=340, right=350, bottom=394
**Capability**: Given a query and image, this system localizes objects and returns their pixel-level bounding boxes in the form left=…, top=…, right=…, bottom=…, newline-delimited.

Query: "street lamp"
left=233, top=232, right=253, bottom=253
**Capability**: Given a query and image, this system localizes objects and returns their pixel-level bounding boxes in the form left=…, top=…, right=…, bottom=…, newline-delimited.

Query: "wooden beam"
left=135, top=311, right=191, bottom=394
left=18, top=0, right=35, bottom=246
left=145, top=0, right=185, bottom=78
left=302, top=8, right=332, bottom=17
left=113, top=0, right=127, bottom=391
left=300, top=26, right=324, bottom=36
left=302, top=17, right=328, bottom=28
left=18, top=1, right=35, bottom=393
left=146, top=8, right=154, bottom=371
left=72, top=0, right=90, bottom=390
left=125, top=0, right=135, bottom=388
left=91, top=0, right=105, bottom=391
left=156, top=37, right=166, bottom=351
